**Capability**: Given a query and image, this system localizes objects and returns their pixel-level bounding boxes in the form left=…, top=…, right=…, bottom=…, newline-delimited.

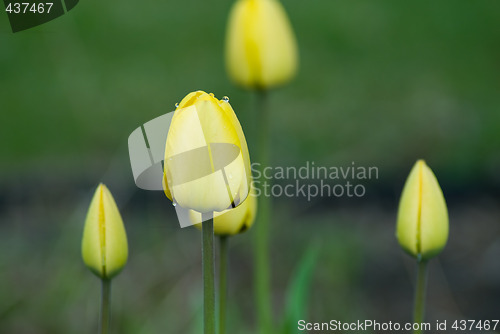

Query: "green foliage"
left=281, top=242, right=320, bottom=334
left=1, top=0, right=500, bottom=183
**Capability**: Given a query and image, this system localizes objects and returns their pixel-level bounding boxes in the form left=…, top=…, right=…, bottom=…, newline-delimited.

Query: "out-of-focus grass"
left=1, top=0, right=500, bottom=183
left=1, top=187, right=499, bottom=333
left=1, top=0, right=500, bottom=333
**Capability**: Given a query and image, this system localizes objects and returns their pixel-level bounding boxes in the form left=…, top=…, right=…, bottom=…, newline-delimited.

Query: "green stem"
left=413, top=260, right=429, bottom=334
left=202, top=215, right=216, bottom=334
left=256, top=90, right=270, bottom=167
left=254, top=89, right=273, bottom=334
left=99, top=278, right=111, bottom=334
left=219, top=236, right=229, bottom=334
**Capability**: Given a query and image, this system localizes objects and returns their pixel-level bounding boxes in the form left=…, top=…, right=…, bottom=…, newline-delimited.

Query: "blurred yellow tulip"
left=163, top=91, right=251, bottom=213
left=82, top=184, right=128, bottom=279
left=191, top=183, right=257, bottom=236
left=396, top=160, right=449, bottom=261
left=225, top=0, right=298, bottom=89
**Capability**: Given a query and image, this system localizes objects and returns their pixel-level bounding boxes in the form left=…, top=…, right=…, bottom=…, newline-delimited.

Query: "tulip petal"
left=419, top=163, right=449, bottom=259
left=82, top=184, right=128, bottom=279
left=396, top=160, right=449, bottom=260
left=82, top=186, right=105, bottom=277
left=164, top=91, right=251, bottom=213
left=225, top=0, right=298, bottom=89
left=396, top=162, right=421, bottom=257
left=190, top=182, right=257, bottom=235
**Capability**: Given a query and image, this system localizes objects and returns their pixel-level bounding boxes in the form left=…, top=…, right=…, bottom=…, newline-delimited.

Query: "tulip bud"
left=225, top=0, right=298, bottom=89
left=396, top=160, right=449, bottom=261
left=164, top=91, right=251, bottom=214
left=191, top=183, right=257, bottom=236
left=82, top=184, right=128, bottom=279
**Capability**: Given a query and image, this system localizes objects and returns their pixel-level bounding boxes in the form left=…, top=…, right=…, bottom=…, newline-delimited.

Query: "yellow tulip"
left=225, top=0, right=298, bottom=89
left=163, top=91, right=251, bottom=213
left=191, top=182, right=257, bottom=236
left=81, top=184, right=128, bottom=279
left=396, top=160, right=449, bottom=261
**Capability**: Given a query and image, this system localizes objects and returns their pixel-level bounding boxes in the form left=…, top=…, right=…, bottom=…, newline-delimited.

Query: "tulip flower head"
left=191, top=182, right=257, bottom=236
left=82, top=184, right=128, bottom=279
left=225, top=0, right=298, bottom=89
left=396, top=160, right=449, bottom=261
left=163, top=91, right=251, bottom=215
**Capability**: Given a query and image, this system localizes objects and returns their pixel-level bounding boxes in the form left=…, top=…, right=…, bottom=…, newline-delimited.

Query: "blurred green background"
left=1, top=0, right=499, bottom=333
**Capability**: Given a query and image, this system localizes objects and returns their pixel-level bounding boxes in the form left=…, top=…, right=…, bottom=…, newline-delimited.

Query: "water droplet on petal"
left=209, top=93, right=215, bottom=97
left=175, top=103, right=179, bottom=108
left=222, top=96, right=229, bottom=103
left=172, top=202, right=177, bottom=207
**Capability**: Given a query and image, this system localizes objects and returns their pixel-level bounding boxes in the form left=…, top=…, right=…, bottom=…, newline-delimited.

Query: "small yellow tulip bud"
left=396, top=160, right=449, bottom=261
left=191, top=183, right=257, bottom=236
left=164, top=91, right=251, bottom=214
left=82, top=184, right=128, bottom=279
left=225, top=0, right=298, bottom=89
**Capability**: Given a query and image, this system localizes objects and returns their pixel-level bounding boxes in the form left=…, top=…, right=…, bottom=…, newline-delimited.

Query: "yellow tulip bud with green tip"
left=191, top=182, right=257, bottom=236
left=225, top=0, right=298, bottom=90
left=396, top=160, right=449, bottom=261
left=163, top=91, right=252, bottom=334
left=163, top=91, right=251, bottom=213
left=81, top=183, right=128, bottom=279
